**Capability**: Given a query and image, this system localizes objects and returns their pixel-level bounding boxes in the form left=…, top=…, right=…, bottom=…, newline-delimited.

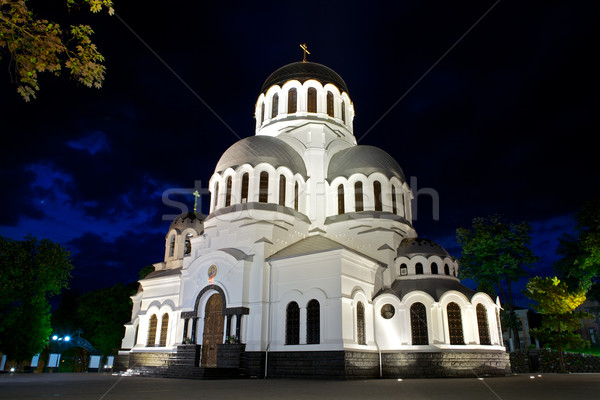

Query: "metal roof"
left=378, top=277, right=476, bottom=302
left=215, top=136, right=307, bottom=177
left=261, top=61, right=349, bottom=94
left=396, top=238, right=450, bottom=258
left=327, top=145, right=406, bottom=181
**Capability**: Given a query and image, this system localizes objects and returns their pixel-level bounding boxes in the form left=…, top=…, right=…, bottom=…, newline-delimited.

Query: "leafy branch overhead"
left=0, top=0, right=113, bottom=101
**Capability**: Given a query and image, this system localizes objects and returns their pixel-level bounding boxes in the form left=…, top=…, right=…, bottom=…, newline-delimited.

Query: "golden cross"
left=300, top=43, right=310, bottom=62
left=192, top=190, right=200, bottom=213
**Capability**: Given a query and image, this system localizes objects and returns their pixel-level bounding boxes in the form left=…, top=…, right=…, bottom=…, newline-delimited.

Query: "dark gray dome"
left=396, top=238, right=450, bottom=258
left=261, top=61, right=348, bottom=94
left=327, top=146, right=405, bottom=181
left=169, top=212, right=205, bottom=233
left=215, top=136, right=307, bottom=177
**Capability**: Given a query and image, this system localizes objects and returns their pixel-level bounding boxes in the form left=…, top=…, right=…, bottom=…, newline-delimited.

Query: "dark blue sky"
left=1, top=1, right=598, bottom=307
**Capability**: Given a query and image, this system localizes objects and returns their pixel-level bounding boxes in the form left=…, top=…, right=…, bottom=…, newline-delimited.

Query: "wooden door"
left=201, top=294, right=224, bottom=367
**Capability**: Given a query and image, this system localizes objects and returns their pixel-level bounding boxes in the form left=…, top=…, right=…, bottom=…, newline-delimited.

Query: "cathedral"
left=116, top=56, right=510, bottom=378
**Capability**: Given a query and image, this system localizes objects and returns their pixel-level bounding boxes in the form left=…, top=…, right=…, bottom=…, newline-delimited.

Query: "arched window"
left=431, top=262, right=438, bottom=275
left=147, top=314, right=157, bottom=347
left=307, top=87, right=317, bottom=113
left=357, top=301, right=366, bottom=345
left=225, top=176, right=232, bottom=207
left=213, top=182, right=219, bottom=209
left=327, top=91, right=334, bottom=117
left=391, top=186, right=397, bottom=214
left=260, top=102, right=265, bottom=124
left=410, top=302, right=428, bottom=345
left=447, top=302, right=464, bottom=345
left=259, top=171, right=268, bottom=203
left=444, top=264, right=450, bottom=275
left=271, top=93, right=279, bottom=118
left=159, top=313, right=169, bottom=347
left=294, top=181, right=299, bottom=211
left=476, top=304, right=491, bottom=345
left=354, top=181, right=363, bottom=212
left=415, top=263, right=423, bottom=275
left=285, top=302, right=299, bottom=345
left=341, top=100, right=346, bottom=124
left=288, top=88, right=297, bottom=114
left=400, top=263, right=408, bottom=276
left=307, top=299, right=320, bottom=344
left=279, top=175, right=286, bottom=206
left=184, top=233, right=193, bottom=256
left=373, top=181, right=382, bottom=211
left=168, top=234, right=176, bottom=258
left=241, top=173, right=249, bottom=203
left=400, top=193, right=405, bottom=217
left=337, top=184, right=345, bottom=214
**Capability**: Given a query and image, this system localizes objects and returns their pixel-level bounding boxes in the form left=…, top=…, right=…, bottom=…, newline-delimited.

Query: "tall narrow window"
left=447, top=302, right=464, bottom=345
left=306, top=299, right=320, bottom=344
left=271, top=93, right=279, bottom=118
left=241, top=173, right=249, bottom=203
left=279, top=175, right=286, bottom=206
left=444, top=264, right=450, bottom=275
left=168, top=234, right=176, bottom=258
left=341, top=100, right=346, bottom=124
left=354, top=181, right=363, bottom=212
left=337, top=184, right=345, bottom=214
left=357, top=301, right=366, bottom=345
left=327, top=91, right=334, bottom=117
left=147, top=314, right=157, bottom=347
left=294, top=182, right=299, bottom=211
left=184, top=233, right=193, bottom=255
left=400, top=193, right=405, bottom=217
left=410, top=302, right=428, bottom=345
left=307, top=87, right=317, bottom=113
left=415, top=263, right=424, bottom=275
left=286, top=302, right=299, bottom=345
left=373, top=181, right=382, bottom=211
left=260, top=102, right=265, bottom=124
left=391, top=186, right=397, bottom=214
left=225, top=176, right=232, bottom=207
left=214, top=182, right=219, bottom=209
left=431, top=262, right=438, bottom=275
left=159, top=314, right=169, bottom=347
left=259, top=171, right=268, bottom=203
left=287, top=88, right=297, bottom=114
left=476, top=304, right=491, bottom=345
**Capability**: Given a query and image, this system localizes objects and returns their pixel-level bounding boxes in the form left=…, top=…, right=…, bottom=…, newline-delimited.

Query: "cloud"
left=66, top=130, right=111, bottom=155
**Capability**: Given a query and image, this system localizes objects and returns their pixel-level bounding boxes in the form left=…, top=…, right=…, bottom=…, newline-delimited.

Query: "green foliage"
left=456, top=215, right=538, bottom=304
left=555, top=197, right=600, bottom=293
left=138, top=264, right=155, bottom=280
left=75, top=282, right=136, bottom=355
left=0, top=235, right=73, bottom=360
left=524, top=276, right=592, bottom=372
left=0, top=0, right=113, bottom=101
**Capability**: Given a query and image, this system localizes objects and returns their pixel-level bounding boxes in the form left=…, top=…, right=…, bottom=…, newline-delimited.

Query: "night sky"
left=1, top=1, right=598, bottom=307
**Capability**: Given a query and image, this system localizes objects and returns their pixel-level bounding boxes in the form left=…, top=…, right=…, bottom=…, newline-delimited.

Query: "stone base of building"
left=119, top=347, right=510, bottom=379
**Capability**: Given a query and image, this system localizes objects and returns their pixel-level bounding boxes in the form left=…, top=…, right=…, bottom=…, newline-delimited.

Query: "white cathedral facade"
left=117, top=60, right=510, bottom=378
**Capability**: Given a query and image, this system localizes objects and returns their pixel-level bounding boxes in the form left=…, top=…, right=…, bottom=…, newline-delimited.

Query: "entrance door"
left=201, top=293, right=224, bottom=367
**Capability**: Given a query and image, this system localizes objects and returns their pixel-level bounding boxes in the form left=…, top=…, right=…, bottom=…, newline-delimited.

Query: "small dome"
left=396, top=238, right=450, bottom=258
left=261, top=61, right=349, bottom=94
left=327, top=146, right=406, bottom=181
left=169, top=211, right=205, bottom=233
left=215, top=136, right=307, bottom=177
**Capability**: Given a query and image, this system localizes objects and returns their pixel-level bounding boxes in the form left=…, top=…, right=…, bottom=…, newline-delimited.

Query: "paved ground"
left=0, top=372, right=599, bottom=400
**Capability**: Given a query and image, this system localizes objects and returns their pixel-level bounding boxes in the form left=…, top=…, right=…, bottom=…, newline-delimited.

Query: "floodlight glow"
left=52, top=335, right=58, bottom=340
left=64, top=336, right=70, bottom=342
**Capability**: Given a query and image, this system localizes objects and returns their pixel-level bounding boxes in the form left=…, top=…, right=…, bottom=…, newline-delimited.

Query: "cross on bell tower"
left=300, top=43, right=310, bottom=62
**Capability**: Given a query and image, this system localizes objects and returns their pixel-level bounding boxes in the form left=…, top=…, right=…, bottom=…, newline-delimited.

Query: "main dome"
left=261, top=61, right=349, bottom=94
left=327, top=146, right=406, bottom=181
left=215, top=135, right=307, bottom=177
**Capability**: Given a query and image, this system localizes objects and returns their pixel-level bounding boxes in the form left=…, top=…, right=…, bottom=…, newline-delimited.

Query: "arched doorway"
left=201, top=293, right=224, bottom=367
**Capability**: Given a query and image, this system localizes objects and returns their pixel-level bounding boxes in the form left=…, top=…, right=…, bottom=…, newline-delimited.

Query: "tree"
left=555, top=197, right=600, bottom=295
left=524, top=276, right=591, bottom=372
left=0, top=0, right=113, bottom=101
left=456, top=215, right=539, bottom=349
left=0, top=235, right=73, bottom=361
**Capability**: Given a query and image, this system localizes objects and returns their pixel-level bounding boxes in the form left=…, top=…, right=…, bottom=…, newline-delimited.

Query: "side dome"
left=169, top=211, right=205, bottom=234
left=396, top=238, right=450, bottom=258
left=215, top=136, right=307, bottom=177
left=261, top=61, right=349, bottom=94
left=327, top=145, right=406, bottom=181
